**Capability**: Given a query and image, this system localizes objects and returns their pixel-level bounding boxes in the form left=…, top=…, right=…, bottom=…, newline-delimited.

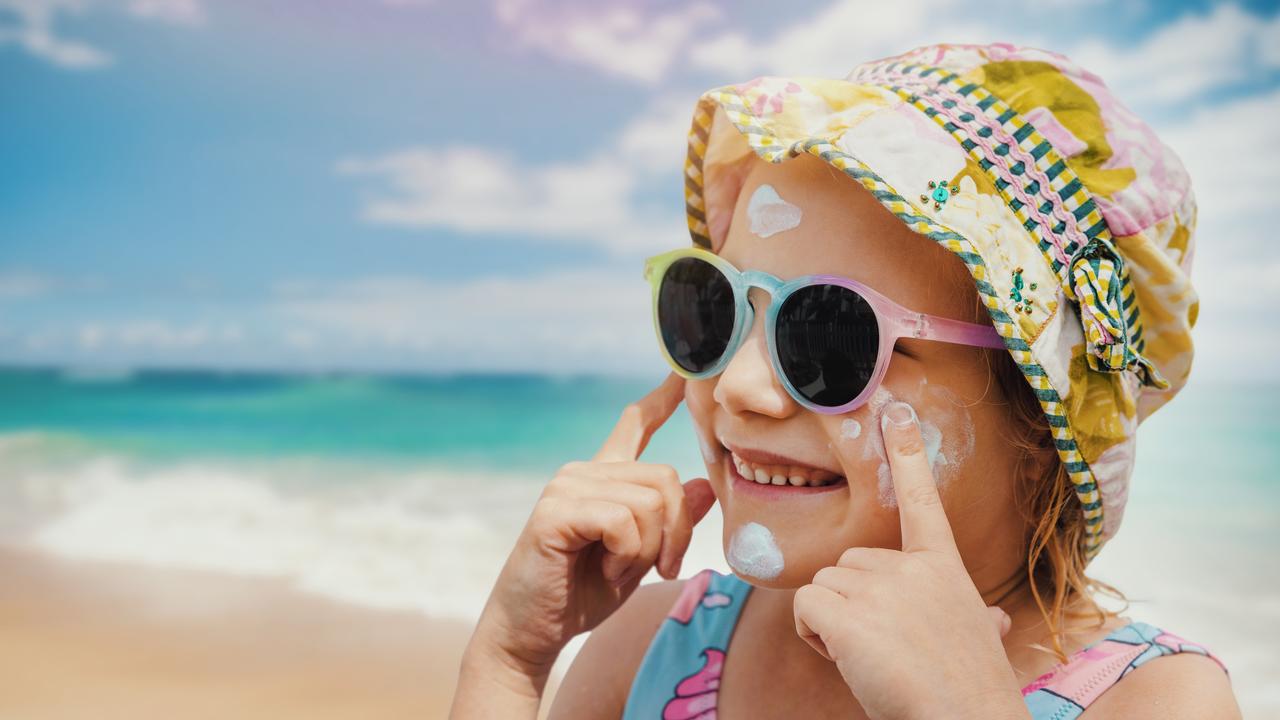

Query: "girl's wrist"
left=450, top=626, right=554, bottom=720
left=463, top=613, right=558, bottom=695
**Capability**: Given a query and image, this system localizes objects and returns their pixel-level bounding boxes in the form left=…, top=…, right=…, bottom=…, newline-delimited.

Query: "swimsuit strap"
left=621, top=569, right=753, bottom=720
left=1021, top=620, right=1229, bottom=719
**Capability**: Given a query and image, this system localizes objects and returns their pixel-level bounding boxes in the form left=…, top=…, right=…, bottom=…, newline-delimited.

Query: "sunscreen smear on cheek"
left=727, top=522, right=784, bottom=580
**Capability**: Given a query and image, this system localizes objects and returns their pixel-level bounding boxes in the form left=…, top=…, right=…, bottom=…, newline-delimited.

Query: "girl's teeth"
left=732, top=452, right=840, bottom=488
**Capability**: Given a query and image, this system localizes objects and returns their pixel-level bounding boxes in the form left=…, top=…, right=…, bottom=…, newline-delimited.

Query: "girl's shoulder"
left=1024, top=619, right=1238, bottom=719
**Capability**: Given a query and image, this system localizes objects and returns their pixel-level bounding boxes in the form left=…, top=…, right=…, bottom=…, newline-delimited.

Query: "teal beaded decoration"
left=919, top=179, right=959, bottom=210
left=1010, top=266, right=1037, bottom=315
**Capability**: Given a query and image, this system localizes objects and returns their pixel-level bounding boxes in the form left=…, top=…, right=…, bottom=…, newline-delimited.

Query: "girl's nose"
left=712, top=289, right=798, bottom=419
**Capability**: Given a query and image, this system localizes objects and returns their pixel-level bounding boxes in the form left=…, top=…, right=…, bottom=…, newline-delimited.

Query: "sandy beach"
left=0, top=545, right=486, bottom=719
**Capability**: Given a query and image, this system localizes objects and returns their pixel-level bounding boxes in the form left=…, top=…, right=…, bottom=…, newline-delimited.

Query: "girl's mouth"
left=724, top=447, right=848, bottom=498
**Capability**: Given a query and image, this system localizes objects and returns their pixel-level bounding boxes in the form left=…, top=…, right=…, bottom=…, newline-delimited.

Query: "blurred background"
left=1, top=0, right=1277, bottom=717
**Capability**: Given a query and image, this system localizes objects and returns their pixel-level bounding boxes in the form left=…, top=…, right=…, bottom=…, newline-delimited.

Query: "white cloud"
left=75, top=320, right=240, bottom=351
left=0, top=0, right=111, bottom=68
left=0, top=270, right=53, bottom=298
left=685, top=1, right=1278, bottom=114
left=614, top=93, right=701, bottom=174
left=1149, top=87, right=1280, bottom=383
left=0, top=0, right=204, bottom=69
left=271, top=270, right=656, bottom=374
left=0, top=269, right=105, bottom=299
left=338, top=149, right=639, bottom=246
left=493, top=0, right=719, bottom=84
left=126, top=0, right=202, bottom=25
left=0, top=269, right=661, bottom=373
left=687, top=0, right=1011, bottom=79
left=1068, top=4, right=1280, bottom=109
left=338, top=92, right=697, bottom=255
left=1160, top=87, right=1280, bottom=225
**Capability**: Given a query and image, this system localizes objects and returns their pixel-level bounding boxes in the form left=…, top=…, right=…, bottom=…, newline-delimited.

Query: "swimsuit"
left=622, top=569, right=1228, bottom=719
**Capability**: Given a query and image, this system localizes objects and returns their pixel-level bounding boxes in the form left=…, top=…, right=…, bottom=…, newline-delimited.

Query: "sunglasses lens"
left=775, top=284, right=879, bottom=408
left=656, top=257, right=737, bottom=374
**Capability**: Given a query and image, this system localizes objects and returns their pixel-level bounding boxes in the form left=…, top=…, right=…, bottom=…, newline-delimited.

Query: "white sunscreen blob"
left=840, top=418, right=861, bottom=440
left=746, top=184, right=802, bottom=238
left=727, top=522, right=784, bottom=580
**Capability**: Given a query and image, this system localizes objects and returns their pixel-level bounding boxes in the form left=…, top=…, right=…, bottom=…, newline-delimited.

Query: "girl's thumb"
left=682, top=477, right=716, bottom=525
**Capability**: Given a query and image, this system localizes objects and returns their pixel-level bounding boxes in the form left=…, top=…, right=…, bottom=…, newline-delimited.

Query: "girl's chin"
left=724, top=568, right=814, bottom=590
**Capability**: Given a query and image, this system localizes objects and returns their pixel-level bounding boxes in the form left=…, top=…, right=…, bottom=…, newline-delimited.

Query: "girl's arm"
left=546, top=579, right=686, bottom=719
left=1081, top=653, right=1241, bottom=719
left=451, top=617, right=553, bottom=719
left=451, top=579, right=681, bottom=719
left=449, top=374, right=715, bottom=720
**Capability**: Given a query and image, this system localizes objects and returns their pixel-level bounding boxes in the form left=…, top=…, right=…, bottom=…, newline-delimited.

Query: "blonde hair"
left=983, top=341, right=1129, bottom=663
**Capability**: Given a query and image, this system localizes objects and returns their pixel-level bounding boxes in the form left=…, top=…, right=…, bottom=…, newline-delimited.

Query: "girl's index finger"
left=880, top=401, right=961, bottom=555
left=592, top=372, right=687, bottom=463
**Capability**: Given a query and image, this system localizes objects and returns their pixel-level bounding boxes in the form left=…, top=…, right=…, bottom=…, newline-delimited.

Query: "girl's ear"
left=703, top=152, right=757, bottom=253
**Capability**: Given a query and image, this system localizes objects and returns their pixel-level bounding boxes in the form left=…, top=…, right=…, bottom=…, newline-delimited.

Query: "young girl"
left=451, top=43, right=1241, bottom=719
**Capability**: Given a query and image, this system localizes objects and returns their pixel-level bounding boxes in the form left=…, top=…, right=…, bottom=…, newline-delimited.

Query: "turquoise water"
left=0, top=367, right=704, bottom=475
left=2, top=367, right=1277, bottom=505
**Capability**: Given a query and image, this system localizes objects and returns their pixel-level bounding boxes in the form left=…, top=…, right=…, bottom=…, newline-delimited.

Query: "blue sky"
left=2, top=0, right=1278, bottom=378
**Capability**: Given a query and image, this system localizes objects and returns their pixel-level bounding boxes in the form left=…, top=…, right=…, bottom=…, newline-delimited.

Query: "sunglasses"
left=643, top=247, right=1007, bottom=415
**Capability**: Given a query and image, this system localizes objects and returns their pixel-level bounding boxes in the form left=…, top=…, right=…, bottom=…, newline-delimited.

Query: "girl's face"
left=686, top=154, right=1027, bottom=589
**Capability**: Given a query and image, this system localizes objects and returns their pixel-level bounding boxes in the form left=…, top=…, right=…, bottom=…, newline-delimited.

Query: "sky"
left=1, top=0, right=1278, bottom=379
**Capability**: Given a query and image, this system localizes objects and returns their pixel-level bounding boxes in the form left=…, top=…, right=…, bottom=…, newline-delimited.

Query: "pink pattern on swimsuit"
left=662, top=648, right=724, bottom=720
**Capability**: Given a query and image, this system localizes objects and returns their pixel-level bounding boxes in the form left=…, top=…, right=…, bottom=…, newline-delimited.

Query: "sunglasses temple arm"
left=899, top=312, right=1008, bottom=350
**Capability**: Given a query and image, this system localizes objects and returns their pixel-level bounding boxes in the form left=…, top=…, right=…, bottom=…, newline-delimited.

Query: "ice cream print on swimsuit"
left=746, top=183, right=802, bottom=238
left=621, top=569, right=752, bottom=720
left=667, top=569, right=734, bottom=624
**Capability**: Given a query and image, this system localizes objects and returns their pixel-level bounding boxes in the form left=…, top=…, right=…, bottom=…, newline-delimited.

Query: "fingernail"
left=881, top=401, right=918, bottom=432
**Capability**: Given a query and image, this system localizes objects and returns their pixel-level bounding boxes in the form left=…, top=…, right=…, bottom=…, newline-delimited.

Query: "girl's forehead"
left=719, top=155, right=956, bottom=294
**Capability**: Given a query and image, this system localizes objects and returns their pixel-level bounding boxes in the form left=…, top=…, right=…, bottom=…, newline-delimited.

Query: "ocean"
left=1, top=367, right=1276, bottom=711
left=0, top=367, right=717, bottom=619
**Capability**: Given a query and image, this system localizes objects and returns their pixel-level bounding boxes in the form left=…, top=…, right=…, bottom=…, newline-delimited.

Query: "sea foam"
left=0, top=432, right=542, bottom=621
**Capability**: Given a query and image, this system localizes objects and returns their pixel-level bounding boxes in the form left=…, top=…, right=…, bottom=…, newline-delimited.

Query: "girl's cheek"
left=686, top=381, right=723, bottom=468
left=830, top=379, right=976, bottom=509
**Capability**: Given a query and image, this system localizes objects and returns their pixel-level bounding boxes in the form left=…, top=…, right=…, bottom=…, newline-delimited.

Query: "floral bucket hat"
left=682, top=42, right=1198, bottom=558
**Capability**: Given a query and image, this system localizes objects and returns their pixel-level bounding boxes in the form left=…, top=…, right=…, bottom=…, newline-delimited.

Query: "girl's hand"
left=467, top=372, right=718, bottom=685
left=793, top=401, right=1029, bottom=720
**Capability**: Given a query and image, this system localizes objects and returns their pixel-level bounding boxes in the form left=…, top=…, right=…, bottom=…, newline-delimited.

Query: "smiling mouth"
left=723, top=447, right=848, bottom=496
